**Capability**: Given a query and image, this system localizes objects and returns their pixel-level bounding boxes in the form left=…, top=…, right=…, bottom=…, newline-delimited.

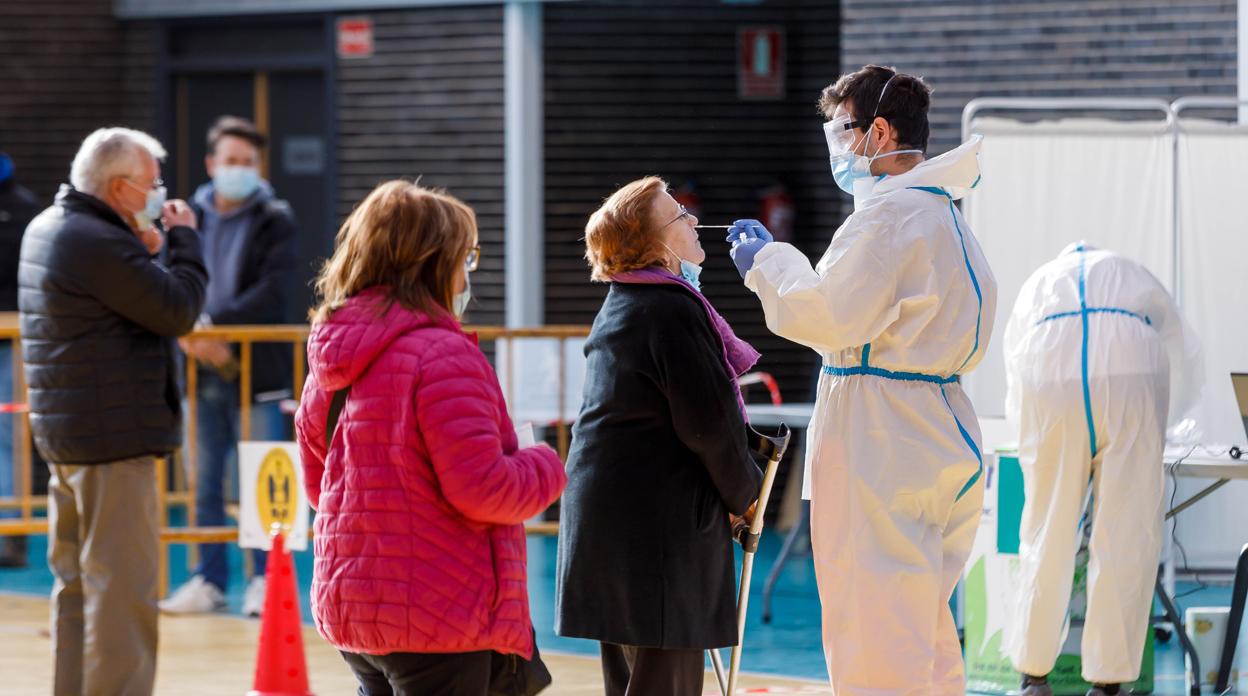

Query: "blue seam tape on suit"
left=822, top=364, right=958, bottom=384
left=907, top=185, right=985, bottom=499
left=1039, top=306, right=1151, bottom=326
left=1076, top=245, right=1098, bottom=457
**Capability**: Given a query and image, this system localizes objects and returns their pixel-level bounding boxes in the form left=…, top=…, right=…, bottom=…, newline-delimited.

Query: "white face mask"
left=213, top=165, right=261, bottom=201
left=453, top=275, right=471, bottom=317
left=123, top=178, right=167, bottom=230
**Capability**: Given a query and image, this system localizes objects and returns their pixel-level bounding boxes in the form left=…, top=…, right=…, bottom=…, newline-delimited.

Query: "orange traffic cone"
left=247, top=530, right=314, bottom=696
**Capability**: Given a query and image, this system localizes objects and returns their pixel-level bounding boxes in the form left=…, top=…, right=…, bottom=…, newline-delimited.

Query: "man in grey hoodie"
left=161, top=116, right=297, bottom=618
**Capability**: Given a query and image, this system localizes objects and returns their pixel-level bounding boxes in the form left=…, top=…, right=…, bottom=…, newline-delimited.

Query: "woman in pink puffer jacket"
left=295, top=181, right=567, bottom=695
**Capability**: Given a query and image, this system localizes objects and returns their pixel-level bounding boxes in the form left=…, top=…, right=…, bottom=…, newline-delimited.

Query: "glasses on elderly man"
left=660, top=204, right=694, bottom=231
left=123, top=176, right=164, bottom=191
left=465, top=245, right=481, bottom=272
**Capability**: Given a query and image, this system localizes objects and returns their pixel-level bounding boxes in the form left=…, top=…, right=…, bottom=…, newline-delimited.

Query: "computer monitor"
left=1229, top=373, right=1248, bottom=441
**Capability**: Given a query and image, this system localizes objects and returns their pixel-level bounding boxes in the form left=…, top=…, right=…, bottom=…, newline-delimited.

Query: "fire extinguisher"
left=759, top=180, right=794, bottom=243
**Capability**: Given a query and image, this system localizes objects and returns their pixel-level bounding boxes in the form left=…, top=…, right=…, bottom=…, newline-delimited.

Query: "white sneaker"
left=159, top=575, right=226, bottom=614
left=242, top=576, right=267, bottom=618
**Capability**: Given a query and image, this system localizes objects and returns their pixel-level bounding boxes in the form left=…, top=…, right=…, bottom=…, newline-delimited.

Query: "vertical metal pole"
left=14, top=340, right=30, bottom=521
left=176, top=76, right=190, bottom=200
left=504, top=1, right=544, bottom=329
left=1166, top=104, right=1181, bottom=598
left=505, top=337, right=515, bottom=410
left=254, top=72, right=271, bottom=179
left=6, top=341, right=17, bottom=518
left=557, top=336, right=568, bottom=459
left=156, top=456, right=169, bottom=600
left=186, top=356, right=199, bottom=571
left=1240, top=0, right=1248, bottom=123
left=293, top=340, right=306, bottom=401
left=240, top=341, right=253, bottom=441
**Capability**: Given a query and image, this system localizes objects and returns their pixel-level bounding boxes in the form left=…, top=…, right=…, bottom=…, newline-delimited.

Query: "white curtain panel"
left=961, top=117, right=1175, bottom=421
left=961, top=115, right=1248, bottom=567
left=1173, top=118, right=1248, bottom=566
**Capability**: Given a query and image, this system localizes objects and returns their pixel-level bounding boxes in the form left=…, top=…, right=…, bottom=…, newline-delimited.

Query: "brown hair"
left=817, top=64, right=932, bottom=153
left=584, top=176, right=669, bottom=282
left=207, top=115, right=267, bottom=154
left=311, top=180, right=477, bottom=323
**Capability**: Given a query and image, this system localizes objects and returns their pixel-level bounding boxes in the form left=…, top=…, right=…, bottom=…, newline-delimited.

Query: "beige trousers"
left=48, top=455, right=160, bottom=696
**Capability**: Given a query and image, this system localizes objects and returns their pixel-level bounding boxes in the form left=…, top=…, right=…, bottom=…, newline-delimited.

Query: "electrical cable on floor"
left=1166, top=445, right=1209, bottom=600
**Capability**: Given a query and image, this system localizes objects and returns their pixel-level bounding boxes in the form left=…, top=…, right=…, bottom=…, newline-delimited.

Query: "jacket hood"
left=307, top=288, right=460, bottom=391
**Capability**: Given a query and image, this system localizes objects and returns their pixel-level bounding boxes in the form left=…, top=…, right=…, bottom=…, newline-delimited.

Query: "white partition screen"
left=961, top=117, right=1175, bottom=420
left=960, top=109, right=1248, bottom=567
left=1172, top=118, right=1248, bottom=566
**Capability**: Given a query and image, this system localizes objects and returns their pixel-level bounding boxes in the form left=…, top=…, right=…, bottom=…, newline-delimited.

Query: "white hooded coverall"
left=744, top=137, right=998, bottom=695
left=1004, top=244, right=1201, bottom=684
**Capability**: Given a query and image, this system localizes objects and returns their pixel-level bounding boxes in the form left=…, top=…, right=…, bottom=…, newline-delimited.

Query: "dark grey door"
left=171, top=69, right=329, bottom=322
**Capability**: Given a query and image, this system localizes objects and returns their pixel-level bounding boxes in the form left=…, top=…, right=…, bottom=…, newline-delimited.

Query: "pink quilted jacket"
left=295, top=288, right=567, bottom=658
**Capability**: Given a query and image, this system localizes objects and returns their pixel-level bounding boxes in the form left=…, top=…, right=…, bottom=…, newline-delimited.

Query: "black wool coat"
left=555, top=282, right=762, bottom=650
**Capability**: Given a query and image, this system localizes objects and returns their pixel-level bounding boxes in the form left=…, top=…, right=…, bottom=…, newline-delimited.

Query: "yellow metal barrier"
left=0, top=313, right=582, bottom=597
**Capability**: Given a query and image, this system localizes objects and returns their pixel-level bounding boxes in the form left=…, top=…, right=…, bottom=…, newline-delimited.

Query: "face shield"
left=824, top=114, right=862, bottom=160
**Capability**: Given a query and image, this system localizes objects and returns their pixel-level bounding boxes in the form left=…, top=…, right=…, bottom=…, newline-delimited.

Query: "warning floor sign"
left=239, top=441, right=310, bottom=552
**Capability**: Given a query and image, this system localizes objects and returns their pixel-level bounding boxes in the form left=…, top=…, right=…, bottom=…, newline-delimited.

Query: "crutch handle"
left=735, top=528, right=761, bottom=553
left=747, top=423, right=791, bottom=462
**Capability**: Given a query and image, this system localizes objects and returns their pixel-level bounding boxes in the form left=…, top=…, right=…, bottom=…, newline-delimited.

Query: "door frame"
left=155, top=14, right=337, bottom=249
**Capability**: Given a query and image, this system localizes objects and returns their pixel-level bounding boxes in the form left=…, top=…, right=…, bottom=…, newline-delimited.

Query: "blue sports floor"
left=0, top=527, right=1243, bottom=694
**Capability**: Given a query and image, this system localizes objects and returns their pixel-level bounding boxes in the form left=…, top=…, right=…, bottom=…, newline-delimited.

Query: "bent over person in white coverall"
left=1004, top=244, right=1202, bottom=696
left=727, top=65, right=998, bottom=695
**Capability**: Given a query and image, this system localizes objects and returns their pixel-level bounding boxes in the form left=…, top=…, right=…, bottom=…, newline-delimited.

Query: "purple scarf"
left=612, top=267, right=761, bottom=420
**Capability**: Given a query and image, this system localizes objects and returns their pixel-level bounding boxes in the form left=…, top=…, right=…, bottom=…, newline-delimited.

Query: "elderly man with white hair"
left=18, top=127, right=206, bottom=696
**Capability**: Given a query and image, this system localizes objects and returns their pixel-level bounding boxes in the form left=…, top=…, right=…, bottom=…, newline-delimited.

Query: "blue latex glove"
left=730, top=238, right=767, bottom=279
left=725, top=219, right=774, bottom=245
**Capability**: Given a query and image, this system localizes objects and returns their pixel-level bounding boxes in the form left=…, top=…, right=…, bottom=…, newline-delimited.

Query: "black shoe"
left=1020, top=674, right=1053, bottom=696
left=1087, top=685, right=1121, bottom=696
left=0, top=536, right=28, bottom=569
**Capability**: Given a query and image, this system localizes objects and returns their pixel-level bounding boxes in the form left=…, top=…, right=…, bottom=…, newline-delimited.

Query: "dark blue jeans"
left=192, top=370, right=288, bottom=591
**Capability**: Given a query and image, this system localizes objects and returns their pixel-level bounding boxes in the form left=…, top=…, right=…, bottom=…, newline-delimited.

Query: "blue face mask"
left=830, top=153, right=871, bottom=196
left=661, top=242, right=703, bottom=292
left=213, top=165, right=261, bottom=202
left=831, top=149, right=922, bottom=198
left=826, top=74, right=922, bottom=199
left=678, top=258, right=703, bottom=292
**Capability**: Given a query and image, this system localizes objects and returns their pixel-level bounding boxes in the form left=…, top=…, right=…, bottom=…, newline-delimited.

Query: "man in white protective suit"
left=1004, top=244, right=1202, bottom=696
left=726, top=64, right=998, bottom=695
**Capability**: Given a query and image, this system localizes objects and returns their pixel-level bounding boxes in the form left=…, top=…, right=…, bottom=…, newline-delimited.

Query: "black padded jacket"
left=18, top=185, right=207, bottom=464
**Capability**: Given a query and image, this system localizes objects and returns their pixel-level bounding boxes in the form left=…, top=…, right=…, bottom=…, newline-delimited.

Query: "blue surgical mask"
left=831, top=153, right=872, bottom=196
left=832, top=149, right=922, bottom=198
left=213, top=165, right=261, bottom=202
left=661, top=243, right=703, bottom=292
left=826, top=74, right=921, bottom=199
left=678, top=258, right=703, bottom=292
left=453, top=275, right=472, bottom=317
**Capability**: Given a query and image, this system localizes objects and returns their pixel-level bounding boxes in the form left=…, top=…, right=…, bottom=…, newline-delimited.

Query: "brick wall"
left=842, top=0, right=1238, bottom=153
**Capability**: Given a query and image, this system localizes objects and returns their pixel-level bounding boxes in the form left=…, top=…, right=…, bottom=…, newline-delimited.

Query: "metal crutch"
left=709, top=423, right=791, bottom=696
